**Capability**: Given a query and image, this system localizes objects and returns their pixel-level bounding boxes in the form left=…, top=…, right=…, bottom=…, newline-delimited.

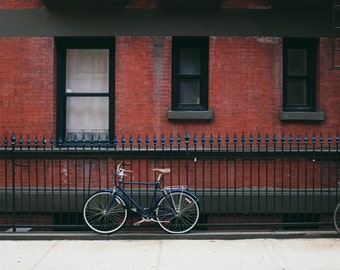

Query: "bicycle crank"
left=134, top=217, right=157, bottom=226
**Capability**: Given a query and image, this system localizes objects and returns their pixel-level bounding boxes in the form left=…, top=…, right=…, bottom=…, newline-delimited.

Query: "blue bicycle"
left=83, top=161, right=200, bottom=234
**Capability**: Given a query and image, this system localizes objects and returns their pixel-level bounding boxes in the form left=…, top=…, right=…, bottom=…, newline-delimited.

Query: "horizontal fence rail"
left=0, top=131, right=339, bottom=233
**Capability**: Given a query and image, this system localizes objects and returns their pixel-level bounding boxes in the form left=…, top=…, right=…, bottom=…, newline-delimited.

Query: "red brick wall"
left=115, top=36, right=172, bottom=137
left=209, top=37, right=282, bottom=137
left=115, top=37, right=340, bottom=141
left=0, top=1, right=338, bottom=143
left=0, top=37, right=55, bottom=138
left=0, top=0, right=44, bottom=8
left=1, top=36, right=340, bottom=142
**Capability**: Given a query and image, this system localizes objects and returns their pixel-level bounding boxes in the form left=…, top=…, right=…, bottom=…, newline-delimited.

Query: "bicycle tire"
left=334, top=202, right=340, bottom=234
left=156, top=191, right=199, bottom=234
left=83, top=191, right=127, bottom=234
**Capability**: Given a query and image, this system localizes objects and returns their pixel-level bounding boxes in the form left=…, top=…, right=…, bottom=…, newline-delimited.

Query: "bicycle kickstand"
left=134, top=217, right=157, bottom=226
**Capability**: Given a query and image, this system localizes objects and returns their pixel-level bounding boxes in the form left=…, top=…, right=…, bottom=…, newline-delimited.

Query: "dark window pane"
left=287, top=49, right=307, bottom=75
left=179, top=78, right=200, bottom=105
left=287, top=79, right=307, bottom=105
left=180, top=48, right=200, bottom=75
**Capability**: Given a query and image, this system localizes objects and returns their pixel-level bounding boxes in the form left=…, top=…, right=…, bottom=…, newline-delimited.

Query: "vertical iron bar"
left=257, top=134, right=261, bottom=222
left=50, top=136, right=55, bottom=226
left=169, top=134, right=173, bottom=186
left=193, top=134, right=197, bottom=195
left=320, top=133, right=324, bottom=220
left=304, top=134, right=309, bottom=223
left=185, top=131, right=190, bottom=187
left=27, top=136, right=31, bottom=226
left=281, top=133, right=285, bottom=224
left=288, top=133, right=293, bottom=223
left=241, top=133, right=245, bottom=223
left=43, top=136, right=47, bottom=225
left=209, top=134, right=213, bottom=218
left=312, top=134, right=316, bottom=223
left=327, top=134, right=332, bottom=222
left=19, top=135, right=23, bottom=227
left=273, top=134, right=277, bottom=222
left=34, top=136, right=39, bottom=226
left=145, top=134, right=149, bottom=206
left=296, top=134, right=301, bottom=224
left=233, top=134, right=237, bottom=222
left=217, top=134, right=221, bottom=223
left=4, top=137, right=8, bottom=226
left=177, top=134, right=181, bottom=186
left=336, top=134, right=339, bottom=205
left=201, top=134, right=206, bottom=215
left=265, top=134, right=269, bottom=222
left=249, top=134, right=253, bottom=224
left=225, top=134, right=229, bottom=222
left=11, top=132, right=16, bottom=232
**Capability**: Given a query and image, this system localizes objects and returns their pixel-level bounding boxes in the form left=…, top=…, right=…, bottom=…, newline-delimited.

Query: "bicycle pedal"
left=133, top=222, right=141, bottom=226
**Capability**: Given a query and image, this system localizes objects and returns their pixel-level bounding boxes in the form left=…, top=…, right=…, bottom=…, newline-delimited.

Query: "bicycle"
left=83, top=161, right=200, bottom=234
left=334, top=202, right=340, bottom=234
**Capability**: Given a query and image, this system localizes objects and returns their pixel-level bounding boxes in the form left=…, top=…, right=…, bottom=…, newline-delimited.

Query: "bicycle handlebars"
left=115, top=161, right=171, bottom=182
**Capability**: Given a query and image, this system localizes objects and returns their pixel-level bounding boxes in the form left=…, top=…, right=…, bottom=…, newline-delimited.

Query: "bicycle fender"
left=157, top=190, right=200, bottom=207
left=102, top=189, right=129, bottom=207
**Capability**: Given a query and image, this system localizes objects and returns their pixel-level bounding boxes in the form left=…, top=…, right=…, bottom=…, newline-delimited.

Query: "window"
left=283, top=38, right=317, bottom=112
left=56, top=38, right=115, bottom=141
left=172, top=37, right=209, bottom=111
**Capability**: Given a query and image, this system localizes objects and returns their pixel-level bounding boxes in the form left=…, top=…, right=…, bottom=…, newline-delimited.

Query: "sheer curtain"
left=65, top=49, right=109, bottom=140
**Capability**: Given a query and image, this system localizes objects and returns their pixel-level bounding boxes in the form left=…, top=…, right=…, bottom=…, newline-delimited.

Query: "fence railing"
left=0, top=131, right=339, bottom=232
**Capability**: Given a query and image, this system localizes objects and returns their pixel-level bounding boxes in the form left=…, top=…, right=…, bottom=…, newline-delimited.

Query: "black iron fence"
left=0, top=131, right=339, bottom=232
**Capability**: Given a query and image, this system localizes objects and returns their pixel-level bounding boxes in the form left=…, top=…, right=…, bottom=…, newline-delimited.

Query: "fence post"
left=185, top=130, right=190, bottom=186
left=10, top=132, right=16, bottom=232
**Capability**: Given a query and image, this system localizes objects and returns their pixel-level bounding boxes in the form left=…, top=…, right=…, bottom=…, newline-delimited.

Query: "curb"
left=0, top=230, right=338, bottom=241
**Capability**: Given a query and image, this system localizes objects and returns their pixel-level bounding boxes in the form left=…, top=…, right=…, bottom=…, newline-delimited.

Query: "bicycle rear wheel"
left=334, top=202, right=340, bottom=234
left=156, top=191, right=199, bottom=234
left=83, top=191, right=127, bottom=234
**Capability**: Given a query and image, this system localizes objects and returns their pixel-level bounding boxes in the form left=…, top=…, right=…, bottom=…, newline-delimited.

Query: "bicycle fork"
left=104, top=189, right=119, bottom=214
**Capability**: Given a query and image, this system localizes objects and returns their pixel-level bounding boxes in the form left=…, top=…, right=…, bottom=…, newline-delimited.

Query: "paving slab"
left=1, top=238, right=340, bottom=270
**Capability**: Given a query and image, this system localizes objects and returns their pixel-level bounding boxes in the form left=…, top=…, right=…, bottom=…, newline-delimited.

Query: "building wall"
left=0, top=37, right=55, bottom=137
left=0, top=0, right=339, bottom=141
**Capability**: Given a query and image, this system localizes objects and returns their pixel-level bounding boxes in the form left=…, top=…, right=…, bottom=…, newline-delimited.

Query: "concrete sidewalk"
left=0, top=236, right=340, bottom=270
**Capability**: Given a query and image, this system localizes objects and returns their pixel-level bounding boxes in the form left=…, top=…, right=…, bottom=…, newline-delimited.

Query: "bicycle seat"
left=153, top=168, right=171, bottom=174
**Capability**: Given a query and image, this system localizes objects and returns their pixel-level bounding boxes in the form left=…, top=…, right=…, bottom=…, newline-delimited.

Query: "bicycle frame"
left=108, top=180, right=163, bottom=219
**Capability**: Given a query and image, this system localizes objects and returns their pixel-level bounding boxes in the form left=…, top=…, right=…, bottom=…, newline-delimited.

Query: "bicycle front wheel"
left=334, top=202, right=340, bottom=234
left=83, top=191, right=127, bottom=234
left=156, top=191, right=199, bottom=234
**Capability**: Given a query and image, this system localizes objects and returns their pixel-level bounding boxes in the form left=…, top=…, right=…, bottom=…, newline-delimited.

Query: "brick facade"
left=0, top=0, right=339, bottom=140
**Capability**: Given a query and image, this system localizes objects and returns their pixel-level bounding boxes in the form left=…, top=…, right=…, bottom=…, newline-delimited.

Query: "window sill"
left=41, top=0, right=131, bottom=9
left=280, top=111, right=325, bottom=121
left=159, top=0, right=221, bottom=9
left=168, top=110, right=214, bottom=120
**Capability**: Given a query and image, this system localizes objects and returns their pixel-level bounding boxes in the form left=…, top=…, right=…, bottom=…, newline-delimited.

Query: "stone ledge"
left=168, top=110, right=214, bottom=120
left=41, top=0, right=131, bottom=9
left=280, top=111, right=325, bottom=121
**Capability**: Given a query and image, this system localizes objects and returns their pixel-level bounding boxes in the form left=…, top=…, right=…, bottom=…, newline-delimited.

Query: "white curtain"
left=65, top=49, right=109, bottom=139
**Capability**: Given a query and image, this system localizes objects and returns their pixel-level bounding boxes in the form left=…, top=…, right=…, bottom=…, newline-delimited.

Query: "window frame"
left=282, top=38, right=318, bottom=112
left=172, top=37, right=209, bottom=111
left=56, top=37, right=115, bottom=141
